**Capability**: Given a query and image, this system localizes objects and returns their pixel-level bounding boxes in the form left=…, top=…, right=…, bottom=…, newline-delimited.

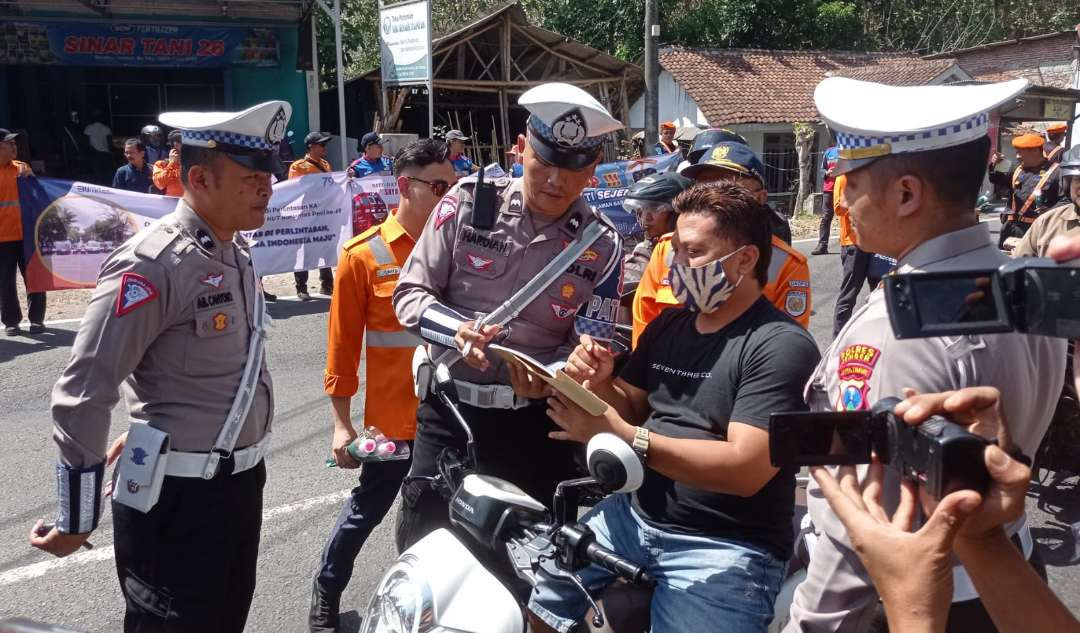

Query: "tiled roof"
left=659, top=46, right=915, bottom=125
left=829, top=58, right=960, bottom=85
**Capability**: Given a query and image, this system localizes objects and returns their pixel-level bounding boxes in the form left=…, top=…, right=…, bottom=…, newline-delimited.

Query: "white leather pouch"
left=112, top=422, right=170, bottom=513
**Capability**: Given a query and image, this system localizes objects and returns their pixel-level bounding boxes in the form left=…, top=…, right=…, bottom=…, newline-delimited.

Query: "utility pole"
left=314, top=0, right=350, bottom=169
left=643, top=0, right=659, bottom=153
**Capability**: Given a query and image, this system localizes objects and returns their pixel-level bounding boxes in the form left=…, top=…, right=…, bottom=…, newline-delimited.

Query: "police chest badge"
left=552, top=109, right=587, bottom=147
left=836, top=344, right=881, bottom=411
left=115, top=272, right=159, bottom=317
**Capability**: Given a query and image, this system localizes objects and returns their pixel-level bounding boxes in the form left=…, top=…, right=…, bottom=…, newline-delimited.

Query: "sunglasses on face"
left=408, top=176, right=450, bottom=197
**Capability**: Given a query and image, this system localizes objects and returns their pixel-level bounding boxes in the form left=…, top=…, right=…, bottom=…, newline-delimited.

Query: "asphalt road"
left=1, top=220, right=1078, bottom=631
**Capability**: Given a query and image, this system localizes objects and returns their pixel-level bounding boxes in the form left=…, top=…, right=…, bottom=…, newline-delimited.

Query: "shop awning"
left=0, top=0, right=311, bottom=24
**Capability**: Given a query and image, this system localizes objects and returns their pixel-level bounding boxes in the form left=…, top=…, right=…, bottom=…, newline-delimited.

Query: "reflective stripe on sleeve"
left=366, top=329, right=424, bottom=348
left=367, top=236, right=394, bottom=266
left=55, top=462, right=104, bottom=534
left=768, top=248, right=789, bottom=284
left=418, top=303, right=469, bottom=348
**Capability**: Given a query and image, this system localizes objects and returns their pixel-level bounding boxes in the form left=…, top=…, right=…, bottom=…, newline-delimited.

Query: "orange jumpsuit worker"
left=309, top=138, right=457, bottom=632
left=287, top=131, right=335, bottom=300
left=631, top=231, right=810, bottom=346
left=151, top=130, right=184, bottom=196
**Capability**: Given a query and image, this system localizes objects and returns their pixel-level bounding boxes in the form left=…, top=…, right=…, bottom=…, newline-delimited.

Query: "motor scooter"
left=360, top=363, right=653, bottom=633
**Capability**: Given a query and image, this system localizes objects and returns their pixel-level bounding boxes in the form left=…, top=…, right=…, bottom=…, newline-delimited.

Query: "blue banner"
left=0, top=21, right=279, bottom=67
left=590, top=151, right=682, bottom=189
left=583, top=187, right=641, bottom=241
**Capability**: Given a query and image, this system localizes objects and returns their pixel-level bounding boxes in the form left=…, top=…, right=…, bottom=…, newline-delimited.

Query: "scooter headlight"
left=361, top=559, right=433, bottom=633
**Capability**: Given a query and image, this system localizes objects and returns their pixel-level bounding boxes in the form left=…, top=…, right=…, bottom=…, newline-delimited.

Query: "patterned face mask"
left=668, top=246, right=746, bottom=314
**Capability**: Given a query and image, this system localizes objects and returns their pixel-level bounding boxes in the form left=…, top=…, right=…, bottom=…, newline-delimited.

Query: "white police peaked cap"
left=159, top=100, right=292, bottom=173
left=815, top=77, right=1028, bottom=175
left=519, top=82, right=623, bottom=170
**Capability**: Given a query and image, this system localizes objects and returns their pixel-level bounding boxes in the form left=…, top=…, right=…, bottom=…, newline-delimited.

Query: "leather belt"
left=452, top=380, right=533, bottom=410
left=1005, top=213, right=1036, bottom=224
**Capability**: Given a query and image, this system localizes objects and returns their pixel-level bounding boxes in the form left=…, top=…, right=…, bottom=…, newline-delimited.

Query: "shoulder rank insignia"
left=116, top=272, right=159, bottom=316
left=195, top=229, right=216, bottom=252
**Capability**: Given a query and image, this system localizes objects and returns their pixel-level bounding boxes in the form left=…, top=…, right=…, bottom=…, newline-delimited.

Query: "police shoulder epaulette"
left=133, top=222, right=184, bottom=262
left=342, top=224, right=383, bottom=252
left=589, top=205, right=618, bottom=233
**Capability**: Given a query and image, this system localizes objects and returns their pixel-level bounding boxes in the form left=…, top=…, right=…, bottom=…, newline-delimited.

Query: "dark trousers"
left=998, top=218, right=1030, bottom=249
left=0, top=240, right=45, bottom=327
left=295, top=268, right=334, bottom=292
left=833, top=245, right=881, bottom=337
left=315, top=449, right=412, bottom=595
left=816, top=190, right=834, bottom=248
left=395, top=398, right=583, bottom=554
left=112, top=461, right=266, bottom=633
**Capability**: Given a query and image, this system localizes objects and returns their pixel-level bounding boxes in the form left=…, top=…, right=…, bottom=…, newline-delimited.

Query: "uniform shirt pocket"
left=452, top=246, right=508, bottom=281
left=185, top=302, right=247, bottom=374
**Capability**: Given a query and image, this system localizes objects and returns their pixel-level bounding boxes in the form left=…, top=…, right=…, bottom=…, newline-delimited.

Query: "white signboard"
left=379, top=0, right=431, bottom=85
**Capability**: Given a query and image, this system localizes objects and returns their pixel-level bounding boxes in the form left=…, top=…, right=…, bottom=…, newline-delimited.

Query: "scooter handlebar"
left=583, top=541, right=652, bottom=585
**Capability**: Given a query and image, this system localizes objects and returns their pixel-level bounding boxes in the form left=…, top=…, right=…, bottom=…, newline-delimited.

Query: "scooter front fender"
left=366, top=528, right=524, bottom=633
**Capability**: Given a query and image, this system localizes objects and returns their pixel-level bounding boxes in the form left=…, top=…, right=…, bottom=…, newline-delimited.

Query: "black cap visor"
left=834, top=156, right=883, bottom=176
left=215, top=144, right=283, bottom=174
left=527, top=133, right=601, bottom=171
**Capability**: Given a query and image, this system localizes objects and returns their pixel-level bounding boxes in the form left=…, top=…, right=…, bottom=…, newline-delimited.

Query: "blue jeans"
left=528, top=494, right=785, bottom=633
left=315, top=447, right=412, bottom=595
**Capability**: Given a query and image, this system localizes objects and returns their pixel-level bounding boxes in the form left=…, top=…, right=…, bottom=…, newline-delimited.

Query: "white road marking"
left=0, top=489, right=351, bottom=587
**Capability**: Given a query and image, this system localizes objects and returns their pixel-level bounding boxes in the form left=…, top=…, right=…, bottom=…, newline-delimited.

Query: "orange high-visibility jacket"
left=631, top=233, right=812, bottom=347
left=324, top=211, right=423, bottom=440
left=152, top=159, right=183, bottom=196
left=834, top=174, right=856, bottom=247
left=0, top=160, right=28, bottom=242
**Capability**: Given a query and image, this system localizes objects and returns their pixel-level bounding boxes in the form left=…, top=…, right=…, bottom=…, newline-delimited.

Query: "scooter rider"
left=392, top=82, right=624, bottom=551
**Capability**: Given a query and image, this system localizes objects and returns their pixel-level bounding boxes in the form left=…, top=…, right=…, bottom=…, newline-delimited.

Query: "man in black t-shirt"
left=526, top=182, right=820, bottom=633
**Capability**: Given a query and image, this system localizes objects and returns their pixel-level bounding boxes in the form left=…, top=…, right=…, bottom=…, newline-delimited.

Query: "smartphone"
left=768, top=411, right=873, bottom=467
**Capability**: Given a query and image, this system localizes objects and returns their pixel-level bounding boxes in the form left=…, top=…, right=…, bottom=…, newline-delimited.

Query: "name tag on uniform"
left=195, top=290, right=235, bottom=312
left=376, top=267, right=400, bottom=278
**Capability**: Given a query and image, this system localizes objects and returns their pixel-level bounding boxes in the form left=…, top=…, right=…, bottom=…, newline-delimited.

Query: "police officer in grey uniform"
left=784, top=78, right=1067, bottom=633
left=392, top=83, right=624, bottom=551
left=29, top=101, right=288, bottom=633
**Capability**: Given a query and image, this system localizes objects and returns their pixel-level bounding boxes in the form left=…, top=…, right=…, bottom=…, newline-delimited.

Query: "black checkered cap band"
left=55, top=462, right=104, bottom=534
left=182, top=130, right=276, bottom=151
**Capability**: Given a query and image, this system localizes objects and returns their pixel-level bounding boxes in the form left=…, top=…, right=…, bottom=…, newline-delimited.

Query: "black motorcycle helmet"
left=687, top=128, right=750, bottom=164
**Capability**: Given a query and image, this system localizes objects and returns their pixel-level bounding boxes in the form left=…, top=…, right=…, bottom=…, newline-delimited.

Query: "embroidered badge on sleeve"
left=115, top=272, right=160, bottom=317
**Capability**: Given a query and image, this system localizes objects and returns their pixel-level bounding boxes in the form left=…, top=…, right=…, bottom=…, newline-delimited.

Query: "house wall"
left=629, top=70, right=709, bottom=128
left=950, top=32, right=1077, bottom=89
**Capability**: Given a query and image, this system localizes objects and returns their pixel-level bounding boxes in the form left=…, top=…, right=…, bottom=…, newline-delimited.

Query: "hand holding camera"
left=808, top=387, right=1039, bottom=633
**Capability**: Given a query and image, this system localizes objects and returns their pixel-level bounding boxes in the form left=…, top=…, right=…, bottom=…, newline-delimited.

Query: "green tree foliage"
left=315, top=0, right=1080, bottom=83
left=37, top=207, right=77, bottom=244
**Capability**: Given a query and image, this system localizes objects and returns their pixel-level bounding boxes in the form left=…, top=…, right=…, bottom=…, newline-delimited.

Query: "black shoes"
left=4, top=325, right=18, bottom=336
left=810, top=245, right=829, bottom=255
left=29, top=323, right=45, bottom=334
left=263, top=291, right=277, bottom=302
left=297, top=289, right=312, bottom=301
left=320, top=283, right=334, bottom=296
left=309, top=578, right=340, bottom=633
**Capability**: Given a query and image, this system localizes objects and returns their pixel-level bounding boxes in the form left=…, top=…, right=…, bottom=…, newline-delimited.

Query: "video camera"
left=769, top=397, right=991, bottom=499
left=883, top=257, right=1080, bottom=340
